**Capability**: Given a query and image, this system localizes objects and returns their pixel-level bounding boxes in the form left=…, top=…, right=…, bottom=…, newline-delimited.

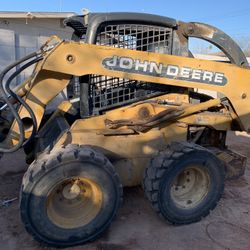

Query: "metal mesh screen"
left=97, top=24, right=172, bottom=53
left=86, top=24, right=173, bottom=114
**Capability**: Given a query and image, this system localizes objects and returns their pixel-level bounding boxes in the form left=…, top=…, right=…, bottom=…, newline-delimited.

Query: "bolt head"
left=241, top=93, right=247, bottom=99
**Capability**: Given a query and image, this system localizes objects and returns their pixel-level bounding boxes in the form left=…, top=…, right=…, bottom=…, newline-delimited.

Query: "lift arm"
left=3, top=39, right=250, bottom=146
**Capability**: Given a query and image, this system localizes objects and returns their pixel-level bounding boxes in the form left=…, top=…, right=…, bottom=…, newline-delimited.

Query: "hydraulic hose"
left=0, top=51, right=41, bottom=153
left=5, top=56, right=43, bottom=146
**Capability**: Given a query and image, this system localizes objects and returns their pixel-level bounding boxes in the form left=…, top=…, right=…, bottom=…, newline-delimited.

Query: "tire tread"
left=143, top=142, right=225, bottom=225
left=20, top=144, right=123, bottom=247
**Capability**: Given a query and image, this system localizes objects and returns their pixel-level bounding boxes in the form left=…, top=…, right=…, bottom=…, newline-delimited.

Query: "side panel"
left=54, top=98, right=189, bottom=186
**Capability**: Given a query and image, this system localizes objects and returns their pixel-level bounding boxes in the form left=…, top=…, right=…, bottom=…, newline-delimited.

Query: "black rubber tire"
left=143, top=142, right=225, bottom=225
left=20, top=144, right=123, bottom=247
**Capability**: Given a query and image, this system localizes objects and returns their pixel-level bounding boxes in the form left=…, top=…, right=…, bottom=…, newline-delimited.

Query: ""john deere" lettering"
left=102, top=55, right=227, bottom=86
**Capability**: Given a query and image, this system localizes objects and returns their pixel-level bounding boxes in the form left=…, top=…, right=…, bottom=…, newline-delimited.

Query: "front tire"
left=20, top=145, right=122, bottom=247
left=143, top=142, right=225, bottom=224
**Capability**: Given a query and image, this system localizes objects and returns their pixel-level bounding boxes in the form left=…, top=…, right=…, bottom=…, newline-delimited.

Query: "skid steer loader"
left=0, top=12, right=249, bottom=247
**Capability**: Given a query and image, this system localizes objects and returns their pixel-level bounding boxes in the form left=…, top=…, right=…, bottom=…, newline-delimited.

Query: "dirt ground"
left=0, top=131, right=250, bottom=250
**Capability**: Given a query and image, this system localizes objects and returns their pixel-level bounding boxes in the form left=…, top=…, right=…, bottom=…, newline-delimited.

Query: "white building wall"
left=0, top=17, right=73, bottom=86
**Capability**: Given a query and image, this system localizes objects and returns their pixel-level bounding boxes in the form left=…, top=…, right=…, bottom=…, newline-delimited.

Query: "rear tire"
left=20, top=144, right=122, bottom=247
left=143, top=142, right=225, bottom=224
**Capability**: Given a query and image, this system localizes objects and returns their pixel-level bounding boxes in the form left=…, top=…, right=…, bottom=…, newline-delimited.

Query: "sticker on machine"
left=102, top=55, right=228, bottom=86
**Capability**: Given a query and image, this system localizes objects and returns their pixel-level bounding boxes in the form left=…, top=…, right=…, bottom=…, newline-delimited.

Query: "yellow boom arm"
left=8, top=39, right=250, bottom=144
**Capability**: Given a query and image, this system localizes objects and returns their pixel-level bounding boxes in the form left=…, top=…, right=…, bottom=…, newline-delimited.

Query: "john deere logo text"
left=102, top=56, right=227, bottom=86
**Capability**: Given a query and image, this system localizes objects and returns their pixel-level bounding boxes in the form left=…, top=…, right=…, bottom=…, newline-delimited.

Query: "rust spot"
left=175, top=21, right=188, bottom=45
left=177, top=21, right=215, bottom=41
left=138, top=107, right=150, bottom=119
left=186, top=23, right=215, bottom=38
left=187, top=26, right=194, bottom=34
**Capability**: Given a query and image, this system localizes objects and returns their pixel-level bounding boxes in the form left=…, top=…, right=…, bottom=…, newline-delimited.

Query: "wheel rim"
left=170, top=166, right=211, bottom=209
left=47, top=177, right=103, bottom=229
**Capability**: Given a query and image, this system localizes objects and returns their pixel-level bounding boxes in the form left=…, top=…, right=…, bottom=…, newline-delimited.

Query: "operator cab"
left=64, top=12, right=248, bottom=117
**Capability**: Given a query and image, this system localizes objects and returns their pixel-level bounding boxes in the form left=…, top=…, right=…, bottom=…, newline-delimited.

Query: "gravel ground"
left=0, top=131, right=250, bottom=250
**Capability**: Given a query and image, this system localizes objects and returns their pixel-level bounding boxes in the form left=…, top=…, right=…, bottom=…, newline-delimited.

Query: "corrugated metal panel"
left=0, top=12, right=76, bottom=19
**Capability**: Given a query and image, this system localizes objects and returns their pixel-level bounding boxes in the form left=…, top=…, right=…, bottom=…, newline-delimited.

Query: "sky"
left=1, top=0, right=250, bottom=52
